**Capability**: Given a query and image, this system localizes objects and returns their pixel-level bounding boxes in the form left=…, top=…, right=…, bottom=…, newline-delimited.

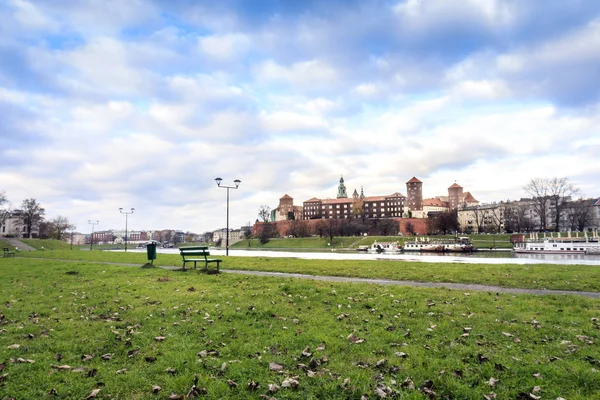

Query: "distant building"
left=302, top=177, right=405, bottom=220
left=272, top=194, right=303, bottom=221
left=0, top=210, right=40, bottom=238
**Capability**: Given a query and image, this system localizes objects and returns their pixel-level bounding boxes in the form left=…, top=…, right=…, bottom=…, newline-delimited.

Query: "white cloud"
left=260, top=111, right=328, bottom=133
left=254, top=59, right=338, bottom=86
left=198, top=33, right=251, bottom=60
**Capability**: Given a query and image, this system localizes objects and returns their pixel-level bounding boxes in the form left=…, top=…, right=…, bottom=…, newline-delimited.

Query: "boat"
left=370, top=242, right=401, bottom=253
left=513, top=232, right=600, bottom=254
left=443, top=237, right=475, bottom=252
left=402, top=236, right=474, bottom=253
left=356, top=245, right=369, bottom=252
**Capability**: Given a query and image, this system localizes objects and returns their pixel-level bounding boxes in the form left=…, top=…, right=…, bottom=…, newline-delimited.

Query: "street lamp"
left=215, top=178, right=241, bottom=256
left=119, top=208, right=135, bottom=252
left=88, top=220, right=99, bottom=251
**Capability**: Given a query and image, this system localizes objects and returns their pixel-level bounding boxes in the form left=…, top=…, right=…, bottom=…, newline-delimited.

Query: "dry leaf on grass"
left=269, top=362, right=284, bottom=371
left=86, top=388, right=101, bottom=399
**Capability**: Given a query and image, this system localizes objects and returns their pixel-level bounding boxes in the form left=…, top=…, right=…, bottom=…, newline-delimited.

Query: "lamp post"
left=88, top=220, right=99, bottom=251
left=119, top=208, right=135, bottom=252
left=215, top=178, right=241, bottom=256
left=70, top=225, right=76, bottom=250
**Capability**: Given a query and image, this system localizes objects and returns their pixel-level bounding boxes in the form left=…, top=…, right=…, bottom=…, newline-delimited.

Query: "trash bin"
left=146, top=243, right=157, bottom=264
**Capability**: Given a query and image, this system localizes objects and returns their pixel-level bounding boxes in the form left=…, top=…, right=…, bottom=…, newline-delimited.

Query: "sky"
left=1, top=0, right=599, bottom=235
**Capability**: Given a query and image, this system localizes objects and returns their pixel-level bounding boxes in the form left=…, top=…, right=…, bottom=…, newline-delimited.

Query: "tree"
left=377, top=219, right=399, bottom=236
left=431, top=211, right=459, bottom=235
left=524, top=178, right=550, bottom=230
left=259, top=222, right=276, bottom=244
left=20, top=198, right=45, bottom=238
left=0, top=191, right=9, bottom=231
left=547, top=177, right=579, bottom=231
left=405, top=222, right=416, bottom=236
left=565, top=199, right=594, bottom=231
left=258, top=205, right=271, bottom=223
left=49, top=216, right=74, bottom=240
left=524, top=177, right=579, bottom=231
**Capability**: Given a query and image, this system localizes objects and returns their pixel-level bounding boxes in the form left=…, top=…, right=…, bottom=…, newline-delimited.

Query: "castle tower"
left=337, top=176, right=348, bottom=198
left=448, top=182, right=463, bottom=211
left=406, top=177, right=423, bottom=211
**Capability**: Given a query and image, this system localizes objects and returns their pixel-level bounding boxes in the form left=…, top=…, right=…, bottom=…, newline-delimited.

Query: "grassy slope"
left=13, top=249, right=600, bottom=292
left=0, top=258, right=599, bottom=399
left=233, top=234, right=515, bottom=249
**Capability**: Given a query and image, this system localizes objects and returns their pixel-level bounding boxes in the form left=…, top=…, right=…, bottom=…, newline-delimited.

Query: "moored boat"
left=370, top=242, right=401, bottom=253
left=402, top=236, right=474, bottom=253
left=513, top=231, right=599, bottom=254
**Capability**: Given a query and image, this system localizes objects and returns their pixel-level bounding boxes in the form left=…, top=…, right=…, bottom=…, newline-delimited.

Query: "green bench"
left=179, top=246, right=222, bottom=272
left=3, top=248, right=15, bottom=258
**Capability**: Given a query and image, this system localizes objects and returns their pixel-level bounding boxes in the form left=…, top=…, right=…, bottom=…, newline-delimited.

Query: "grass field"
left=0, top=257, right=599, bottom=399
left=11, top=248, right=600, bottom=292
left=233, top=234, right=516, bottom=250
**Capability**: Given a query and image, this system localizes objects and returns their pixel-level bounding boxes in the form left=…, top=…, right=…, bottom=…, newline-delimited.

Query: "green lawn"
left=13, top=249, right=600, bottom=292
left=0, top=258, right=598, bottom=399
left=233, top=234, right=515, bottom=249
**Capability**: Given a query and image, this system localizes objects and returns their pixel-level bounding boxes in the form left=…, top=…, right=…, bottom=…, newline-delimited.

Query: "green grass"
left=233, top=234, right=515, bottom=249
left=0, top=258, right=599, bottom=399
left=13, top=249, right=600, bottom=292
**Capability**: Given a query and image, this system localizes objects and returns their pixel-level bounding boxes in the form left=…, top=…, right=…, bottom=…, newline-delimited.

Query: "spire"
left=337, top=175, right=348, bottom=198
left=353, top=188, right=359, bottom=198
left=360, top=186, right=365, bottom=199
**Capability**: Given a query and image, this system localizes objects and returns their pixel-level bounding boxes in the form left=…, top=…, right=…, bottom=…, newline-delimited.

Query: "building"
left=0, top=210, right=40, bottom=238
left=302, top=177, right=406, bottom=220
left=271, top=194, right=303, bottom=221
left=212, top=228, right=244, bottom=244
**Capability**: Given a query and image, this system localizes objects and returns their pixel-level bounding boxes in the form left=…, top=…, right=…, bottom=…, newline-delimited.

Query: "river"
left=137, top=247, right=600, bottom=266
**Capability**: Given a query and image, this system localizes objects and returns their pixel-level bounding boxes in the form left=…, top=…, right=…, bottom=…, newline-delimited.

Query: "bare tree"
left=471, top=206, right=486, bottom=233
left=20, top=198, right=45, bottom=238
left=258, top=205, right=271, bottom=223
left=524, top=178, right=550, bottom=231
left=525, top=177, right=579, bottom=231
left=49, top=216, right=75, bottom=240
left=565, top=199, right=594, bottom=231
left=548, top=177, right=579, bottom=231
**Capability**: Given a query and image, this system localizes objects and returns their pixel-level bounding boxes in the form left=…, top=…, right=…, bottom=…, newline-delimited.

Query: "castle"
left=271, top=176, right=479, bottom=221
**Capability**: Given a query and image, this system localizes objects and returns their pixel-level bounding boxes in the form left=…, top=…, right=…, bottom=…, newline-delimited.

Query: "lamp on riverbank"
left=119, top=208, right=135, bottom=252
left=88, top=220, right=99, bottom=251
left=215, top=178, right=241, bottom=256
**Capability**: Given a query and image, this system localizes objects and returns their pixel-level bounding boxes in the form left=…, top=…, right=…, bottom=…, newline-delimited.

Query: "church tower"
left=337, top=176, right=348, bottom=198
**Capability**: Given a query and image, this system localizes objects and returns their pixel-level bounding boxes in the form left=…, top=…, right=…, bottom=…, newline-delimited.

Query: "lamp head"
left=119, top=208, right=123, bottom=212
left=215, top=177, right=223, bottom=186
left=234, top=179, right=241, bottom=188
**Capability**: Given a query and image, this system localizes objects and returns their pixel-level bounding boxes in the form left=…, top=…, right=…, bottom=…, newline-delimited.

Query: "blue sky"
left=1, top=0, right=599, bottom=234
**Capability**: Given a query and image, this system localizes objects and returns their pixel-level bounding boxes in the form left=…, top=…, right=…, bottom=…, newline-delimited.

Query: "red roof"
left=280, top=194, right=292, bottom=200
left=463, top=192, right=478, bottom=203
left=304, top=197, right=321, bottom=203
left=448, top=183, right=463, bottom=189
left=423, top=198, right=448, bottom=207
left=388, top=192, right=405, bottom=198
left=406, top=177, right=422, bottom=183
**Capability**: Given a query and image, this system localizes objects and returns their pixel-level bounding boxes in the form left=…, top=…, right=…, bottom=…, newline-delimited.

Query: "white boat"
left=513, top=232, right=599, bottom=254
left=370, top=242, right=401, bottom=253
left=402, top=236, right=474, bottom=252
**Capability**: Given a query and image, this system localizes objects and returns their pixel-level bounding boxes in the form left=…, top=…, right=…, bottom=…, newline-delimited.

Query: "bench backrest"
left=180, top=246, right=210, bottom=258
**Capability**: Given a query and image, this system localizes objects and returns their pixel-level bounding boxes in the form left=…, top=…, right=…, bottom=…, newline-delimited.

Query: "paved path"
left=3, top=238, right=36, bottom=251
left=220, top=269, right=600, bottom=299
left=16, top=257, right=600, bottom=299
